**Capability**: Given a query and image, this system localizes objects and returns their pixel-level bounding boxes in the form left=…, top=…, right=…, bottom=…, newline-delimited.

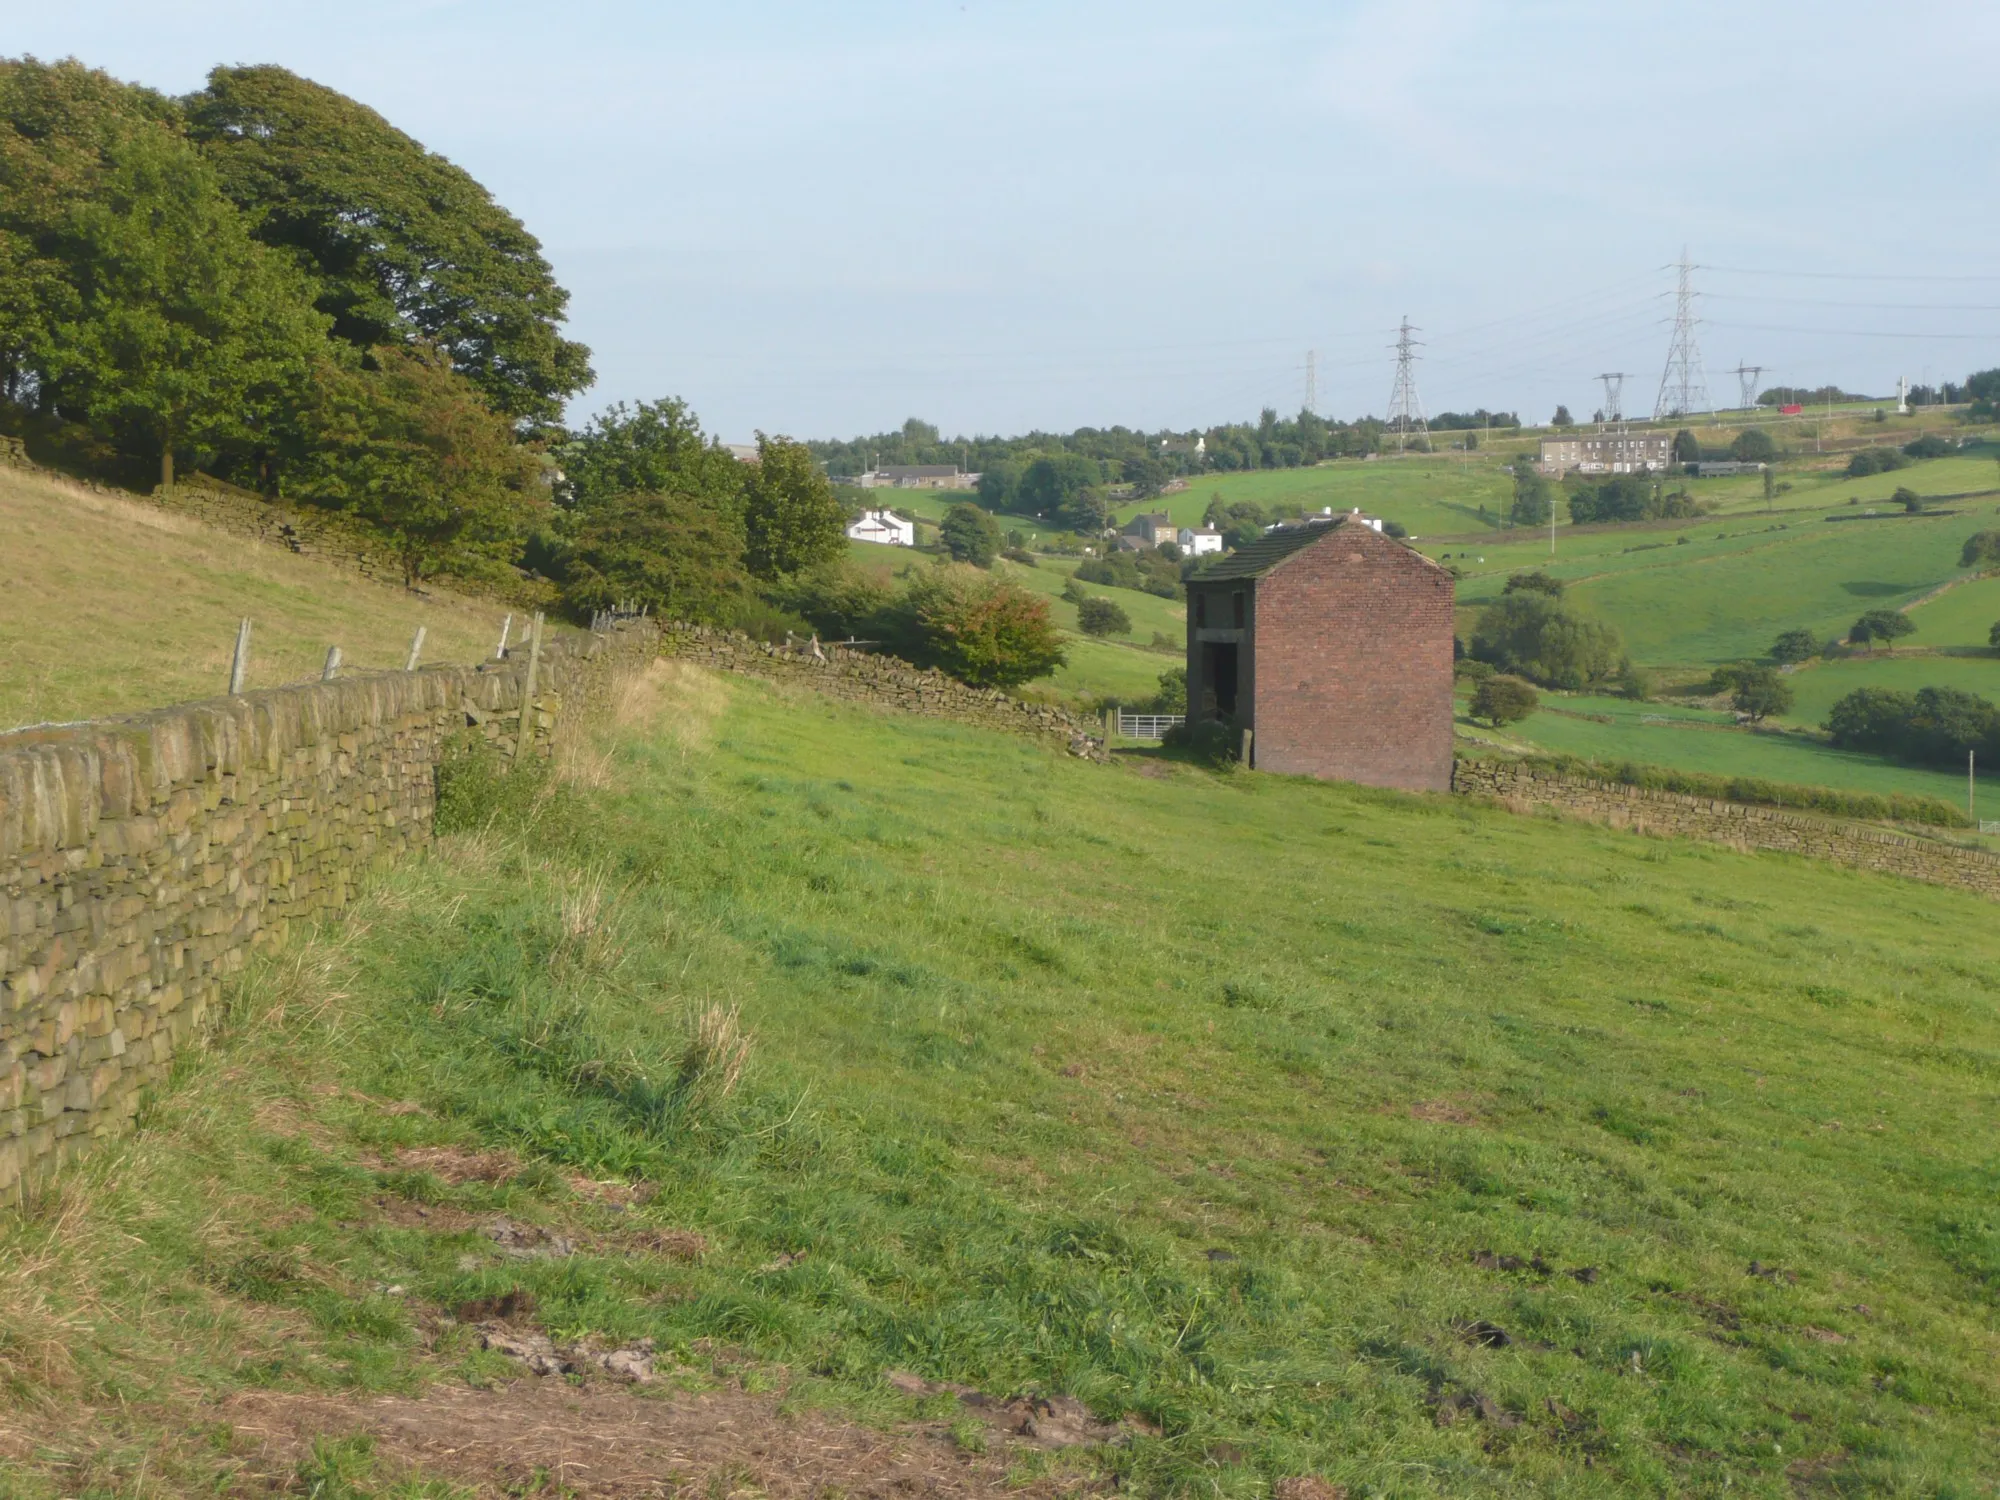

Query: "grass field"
left=0, top=468, right=531, bottom=731
left=10, top=663, right=2000, bottom=1497
left=1476, top=691, right=1984, bottom=812
left=1113, top=458, right=1515, bottom=539
left=1778, top=652, right=2000, bottom=727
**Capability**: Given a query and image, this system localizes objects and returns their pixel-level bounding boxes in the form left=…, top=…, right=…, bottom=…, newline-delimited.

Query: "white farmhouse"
left=846, top=508, right=915, bottom=547
left=1177, top=526, right=1225, bottom=556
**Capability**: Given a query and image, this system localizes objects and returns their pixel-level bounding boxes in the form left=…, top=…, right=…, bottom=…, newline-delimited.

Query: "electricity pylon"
left=1595, top=372, right=1628, bottom=426
left=1386, top=317, right=1429, bottom=452
left=1727, top=362, right=1765, bottom=411
left=1653, top=249, right=1711, bottom=420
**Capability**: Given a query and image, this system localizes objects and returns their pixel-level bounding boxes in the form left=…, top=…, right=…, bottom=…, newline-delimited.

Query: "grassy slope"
left=843, top=539, right=1181, bottom=705
left=1476, top=692, right=1983, bottom=809
left=1116, top=459, right=1515, bottom=538
left=10, top=665, right=1999, bottom=1497
left=0, top=468, right=524, bottom=730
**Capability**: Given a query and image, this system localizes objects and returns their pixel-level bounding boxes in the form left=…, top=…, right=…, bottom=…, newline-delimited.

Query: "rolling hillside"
left=0, top=466, right=531, bottom=730
left=10, top=663, right=1998, bottom=1497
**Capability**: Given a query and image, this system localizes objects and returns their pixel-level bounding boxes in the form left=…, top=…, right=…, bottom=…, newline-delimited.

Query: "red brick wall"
left=1250, top=523, right=1456, bottom=791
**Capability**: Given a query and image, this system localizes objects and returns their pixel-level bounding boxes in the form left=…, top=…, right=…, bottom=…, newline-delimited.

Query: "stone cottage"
left=1183, top=514, right=1455, bottom=792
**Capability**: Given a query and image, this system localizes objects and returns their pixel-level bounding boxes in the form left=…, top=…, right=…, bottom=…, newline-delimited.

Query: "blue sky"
left=14, top=1, right=1998, bottom=440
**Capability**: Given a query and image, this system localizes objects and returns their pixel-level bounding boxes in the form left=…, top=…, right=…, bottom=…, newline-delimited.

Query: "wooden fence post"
left=321, top=645, right=342, bottom=681
left=496, top=614, right=513, bottom=659
left=228, top=618, right=252, bottom=695
left=520, top=611, right=545, bottom=754
left=404, top=625, right=426, bottom=671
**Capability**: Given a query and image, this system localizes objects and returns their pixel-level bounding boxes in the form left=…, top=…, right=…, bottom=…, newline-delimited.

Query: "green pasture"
left=1116, top=458, right=1514, bottom=539
left=19, top=666, right=2000, bottom=1496
left=1777, top=652, right=2000, bottom=728
left=1481, top=691, right=1981, bottom=811
left=1906, top=574, right=2000, bottom=647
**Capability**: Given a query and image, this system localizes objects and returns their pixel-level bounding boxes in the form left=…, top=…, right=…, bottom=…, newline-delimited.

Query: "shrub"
left=1001, top=546, right=1037, bottom=566
left=904, top=565, right=1066, bottom=687
left=1470, top=591, right=1625, bottom=690
left=1960, top=530, right=2000, bottom=568
left=1771, top=628, right=1820, bottom=664
left=1162, top=717, right=1240, bottom=767
left=434, top=730, right=555, bottom=835
left=1470, top=675, right=1538, bottom=726
left=1894, top=486, right=1923, bottom=513
left=1730, top=427, right=1777, bottom=463
left=1503, top=570, right=1564, bottom=597
left=1454, top=658, right=1495, bottom=682
left=1149, top=666, right=1187, bottom=714
left=1989, top=619, right=2000, bottom=649
left=1076, top=596, right=1132, bottom=636
left=1847, top=447, right=1911, bottom=478
left=1903, top=433, right=1952, bottom=460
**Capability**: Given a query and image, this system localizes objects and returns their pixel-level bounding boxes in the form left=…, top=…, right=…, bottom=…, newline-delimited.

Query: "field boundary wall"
left=1454, top=758, right=2000, bottom=899
left=0, top=623, right=659, bottom=1208
left=662, top=624, right=1109, bottom=760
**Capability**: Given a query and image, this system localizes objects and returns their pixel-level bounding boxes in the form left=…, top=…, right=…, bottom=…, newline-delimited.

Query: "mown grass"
left=8, top=663, right=2000, bottom=1497
left=0, top=468, right=523, bottom=730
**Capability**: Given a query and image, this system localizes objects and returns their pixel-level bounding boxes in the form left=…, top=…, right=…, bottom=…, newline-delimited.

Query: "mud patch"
left=219, top=1379, right=1087, bottom=1499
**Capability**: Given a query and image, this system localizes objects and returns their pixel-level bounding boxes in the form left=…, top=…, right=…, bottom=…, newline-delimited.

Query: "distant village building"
left=1178, top=526, right=1225, bottom=556
left=1121, top=513, right=1178, bottom=547
left=854, top=465, right=977, bottom=490
left=1538, top=432, right=1672, bottom=474
left=1183, top=515, right=1455, bottom=792
left=725, top=443, right=761, bottom=464
left=846, top=509, right=916, bottom=546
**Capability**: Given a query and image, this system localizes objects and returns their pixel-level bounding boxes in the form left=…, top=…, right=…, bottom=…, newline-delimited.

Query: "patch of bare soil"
left=393, top=1145, right=523, bottom=1183
left=218, top=1379, right=1095, bottom=1500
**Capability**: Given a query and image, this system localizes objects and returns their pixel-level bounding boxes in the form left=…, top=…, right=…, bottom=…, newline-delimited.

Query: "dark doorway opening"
left=1201, top=642, right=1238, bottom=718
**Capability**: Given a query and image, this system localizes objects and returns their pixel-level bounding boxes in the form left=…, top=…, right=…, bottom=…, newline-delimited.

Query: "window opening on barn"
left=1231, top=590, right=1245, bottom=628
left=1194, top=593, right=1206, bottom=627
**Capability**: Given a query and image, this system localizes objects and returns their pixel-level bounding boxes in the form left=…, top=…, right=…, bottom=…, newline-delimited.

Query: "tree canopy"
left=742, top=434, right=847, bottom=579
left=184, top=65, right=591, bottom=427
left=1469, top=591, right=1625, bottom=691
left=940, top=501, right=1002, bottom=567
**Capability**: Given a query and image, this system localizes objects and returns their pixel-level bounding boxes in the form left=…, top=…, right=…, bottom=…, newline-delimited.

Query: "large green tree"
left=184, top=65, right=591, bottom=427
left=559, top=398, right=744, bottom=516
left=743, top=435, right=847, bottom=579
left=292, top=344, right=542, bottom=585
left=1469, top=591, right=1625, bottom=690
left=0, top=58, right=327, bottom=485
left=903, top=565, right=1066, bottom=687
left=561, top=490, right=747, bottom=622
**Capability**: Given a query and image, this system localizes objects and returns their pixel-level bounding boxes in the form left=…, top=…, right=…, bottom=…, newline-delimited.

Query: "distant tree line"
left=804, top=402, right=1523, bottom=503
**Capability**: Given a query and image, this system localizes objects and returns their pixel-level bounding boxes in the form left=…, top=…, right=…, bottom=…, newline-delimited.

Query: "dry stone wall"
left=662, top=624, right=1109, bottom=759
left=1454, top=758, right=2000, bottom=899
left=0, top=624, right=658, bottom=1208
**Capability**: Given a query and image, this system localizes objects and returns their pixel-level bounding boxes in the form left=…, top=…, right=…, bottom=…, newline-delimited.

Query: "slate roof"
left=1194, top=517, right=1346, bottom=581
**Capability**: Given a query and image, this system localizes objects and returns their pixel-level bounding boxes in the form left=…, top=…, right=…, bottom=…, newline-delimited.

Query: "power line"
left=1654, top=249, right=1711, bottom=420
left=1385, top=317, right=1429, bottom=452
left=1706, top=320, right=2000, bottom=342
left=1706, top=291, right=2000, bottom=312
left=1705, top=265, right=2000, bottom=283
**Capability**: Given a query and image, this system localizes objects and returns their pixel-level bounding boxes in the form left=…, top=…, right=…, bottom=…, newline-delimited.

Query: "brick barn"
left=1183, top=514, right=1456, bottom=792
